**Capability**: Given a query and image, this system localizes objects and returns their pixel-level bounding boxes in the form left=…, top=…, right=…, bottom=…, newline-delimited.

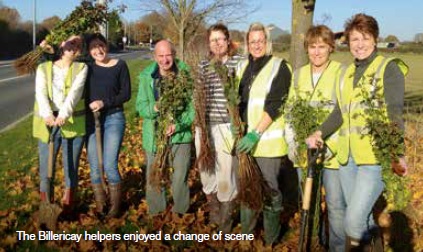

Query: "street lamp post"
left=122, top=18, right=127, bottom=51
left=33, top=0, right=36, bottom=49
left=98, top=0, right=108, bottom=40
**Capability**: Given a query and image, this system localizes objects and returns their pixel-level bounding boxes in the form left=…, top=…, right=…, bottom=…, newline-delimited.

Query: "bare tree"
left=384, top=35, right=400, bottom=43
left=290, top=0, right=315, bottom=70
left=138, top=0, right=256, bottom=61
left=0, top=6, right=21, bottom=29
left=141, top=11, right=167, bottom=42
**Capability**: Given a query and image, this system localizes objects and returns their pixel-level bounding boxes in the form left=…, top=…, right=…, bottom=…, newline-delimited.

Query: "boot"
left=107, top=183, right=121, bottom=218
left=206, top=193, right=220, bottom=226
left=345, top=236, right=361, bottom=252
left=92, top=183, right=107, bottom=215
left=240, top=205, right=258, bottom=234
left=61, top=188, right=76, bottom=213
left=219, top=201, right=236, bottom=234
left=345, top=231, right=384, bottom=252
left=263, top=193, right=283, bottom=246
left=41, top=183, right=54, bottom=202
left=40, top=191, right=49, bottom=202
left=368, top=235, right=384, bottom=252
left=364, top=228, right=384, bottom=252
left=263, top=206, right=281, bottom=246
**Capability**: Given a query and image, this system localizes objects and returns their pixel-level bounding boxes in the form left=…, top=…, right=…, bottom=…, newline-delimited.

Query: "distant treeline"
left=0, top=20, right=42, bottom=59
left=336, top=42, right=423, bottom=54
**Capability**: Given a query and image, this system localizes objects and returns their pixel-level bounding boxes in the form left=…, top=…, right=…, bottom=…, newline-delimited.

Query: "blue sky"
left=2, top=0, right=422, bottom=41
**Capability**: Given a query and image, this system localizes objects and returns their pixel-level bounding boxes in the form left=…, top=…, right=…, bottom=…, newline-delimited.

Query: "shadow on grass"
left=374, top=195, right=415, bottom=251
left=387, top=211, right=414, bottom=252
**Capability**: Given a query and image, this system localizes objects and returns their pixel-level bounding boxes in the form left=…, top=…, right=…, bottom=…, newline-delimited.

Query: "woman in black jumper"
left=85, top=33, right=131, bottom=218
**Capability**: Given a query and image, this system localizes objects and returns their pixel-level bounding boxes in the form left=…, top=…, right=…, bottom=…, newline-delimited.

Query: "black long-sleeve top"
left=86, top=60, right=131, bottom=111
left=238, top=54, right=292, bottom=124
left=320, top=50, right=405, bottom=139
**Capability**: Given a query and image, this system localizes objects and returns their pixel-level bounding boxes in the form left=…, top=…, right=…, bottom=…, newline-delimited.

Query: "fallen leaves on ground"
left=0, top=117, right=422, bottom=251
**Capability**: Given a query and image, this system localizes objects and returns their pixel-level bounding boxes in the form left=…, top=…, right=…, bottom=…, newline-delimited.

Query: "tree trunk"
left=290, top=0, right=315, bottom=70
left=178, top=27, right=185, bottom=61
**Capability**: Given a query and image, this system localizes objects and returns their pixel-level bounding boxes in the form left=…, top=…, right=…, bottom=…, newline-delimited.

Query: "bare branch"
left=136, top=0, right=257, bottom=60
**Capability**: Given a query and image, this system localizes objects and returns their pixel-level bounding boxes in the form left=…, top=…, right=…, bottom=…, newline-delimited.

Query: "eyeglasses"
left=248, top=40, right=266, bottom=46
left=209, top=37, right=227, bottom=44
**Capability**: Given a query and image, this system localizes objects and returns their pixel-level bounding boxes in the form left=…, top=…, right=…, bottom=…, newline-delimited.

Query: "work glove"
left=236, top=131, right=261, bottom=154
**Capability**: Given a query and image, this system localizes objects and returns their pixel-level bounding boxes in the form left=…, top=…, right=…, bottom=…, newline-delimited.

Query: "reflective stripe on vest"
left=291, top=61, right=342, bottom=168
left=33, top=61, right=86, bottom=143
left=336, top=55, right=409, bottom=165
left=237, top=56, right=290, bottom=157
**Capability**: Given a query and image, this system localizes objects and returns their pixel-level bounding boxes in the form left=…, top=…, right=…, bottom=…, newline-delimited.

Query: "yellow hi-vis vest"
left=33, top=61, right=87, bottom=143
left=336, top=55, right=408, bottom=165
left=290, top=60, right=342, bottom=168
left=237, top=56, right=291, bottom=157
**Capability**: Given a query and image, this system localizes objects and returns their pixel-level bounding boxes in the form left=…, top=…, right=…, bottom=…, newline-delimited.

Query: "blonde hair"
left=244, top=22, right=272, bottom=55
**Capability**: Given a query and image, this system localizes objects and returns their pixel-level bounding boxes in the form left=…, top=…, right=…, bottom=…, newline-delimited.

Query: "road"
left=0, top=50, right=150, bottom=133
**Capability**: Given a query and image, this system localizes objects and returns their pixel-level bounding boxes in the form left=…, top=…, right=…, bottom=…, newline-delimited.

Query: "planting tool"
left=298, top=147, right=322, bottom=252
left=39, top=126, right=62, bottom=231
left=94, top=111, right=108, bottom=193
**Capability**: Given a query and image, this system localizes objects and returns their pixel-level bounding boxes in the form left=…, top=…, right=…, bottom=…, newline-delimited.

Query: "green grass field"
left=277, top=51, right=423, bottom=100
left=332, top=51, right=423, bottom=100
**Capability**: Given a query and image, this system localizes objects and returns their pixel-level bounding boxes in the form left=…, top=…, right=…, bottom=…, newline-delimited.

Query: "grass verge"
left=0, top=59, right=151, bottom=211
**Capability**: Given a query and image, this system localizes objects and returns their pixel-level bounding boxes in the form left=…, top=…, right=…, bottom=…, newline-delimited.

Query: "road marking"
left=0, top=112, right=33, bottom=134
left=0, top=75, right=29, bottom=84
left=0, top=64, right=12, bottom=68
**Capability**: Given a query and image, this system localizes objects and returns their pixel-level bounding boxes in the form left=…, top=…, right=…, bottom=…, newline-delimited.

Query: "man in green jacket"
left=136, top=40, right=194, bottom=215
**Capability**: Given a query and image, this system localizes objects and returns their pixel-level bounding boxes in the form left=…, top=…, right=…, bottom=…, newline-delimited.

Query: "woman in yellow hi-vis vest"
left=235, top=22, right=292, bottom=246
left=34, top=35, right=88, bottom=212
left=286, top=25, right=345, bottom=251
left=307, top=14, right=408, bottom=251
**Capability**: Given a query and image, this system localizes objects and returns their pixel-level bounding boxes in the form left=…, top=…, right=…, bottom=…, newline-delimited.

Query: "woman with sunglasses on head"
left=34, top=35, right=88, bottom=212
left=235, top=22, right=292, bottom=246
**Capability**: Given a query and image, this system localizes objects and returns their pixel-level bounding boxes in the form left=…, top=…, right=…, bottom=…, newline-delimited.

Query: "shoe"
left=206, top=193, right=220, bottom=226
left=92, top=183, right=107, bottom=215
left=107, top=183, right=121, bottom=218
left=61, top=188, right=76, bottom=213
left=219, top=201, right=236, bottom=233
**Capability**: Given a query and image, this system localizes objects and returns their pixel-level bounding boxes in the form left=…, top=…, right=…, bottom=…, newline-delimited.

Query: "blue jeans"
left=339, top=156, right=384, bottom=242
left=146, top=143, right=191, bottom=215
left=322, top=168, right=346, bottom=252
left=38, top=134, right=84, bottom=193
left=86, top=111, right=125, bottom=185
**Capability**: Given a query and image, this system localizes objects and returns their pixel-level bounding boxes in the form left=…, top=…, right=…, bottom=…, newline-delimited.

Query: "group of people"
left=33, top=12, right=408, bottom=251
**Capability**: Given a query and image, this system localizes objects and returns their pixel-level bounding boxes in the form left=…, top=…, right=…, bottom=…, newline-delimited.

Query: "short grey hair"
left=244, top=22, right=272, bottom=55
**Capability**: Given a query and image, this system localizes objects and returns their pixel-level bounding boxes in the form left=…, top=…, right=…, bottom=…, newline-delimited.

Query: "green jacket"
left=135, top=59, right=194, bottom=153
